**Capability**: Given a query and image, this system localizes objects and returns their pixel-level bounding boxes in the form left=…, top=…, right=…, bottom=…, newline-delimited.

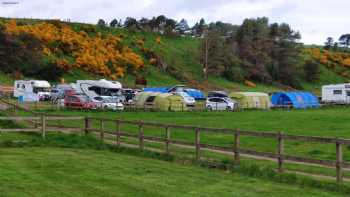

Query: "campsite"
left=2, top=1, right=350, bottom=196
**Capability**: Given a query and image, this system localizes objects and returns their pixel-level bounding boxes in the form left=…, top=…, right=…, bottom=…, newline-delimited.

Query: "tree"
left=97, top=19, right=106, bottom=27
left=236, top=17, right=272, bottom=82
left=110, top=18, right=119, bottom=28
left=124, top=17, right=138, bottom=29
left=324, top=37, right=334, bottom=50
left=339, top=34, right=350, bottom=48
left=304, top=60, right=320, bottom=82
left=194, top=18, right=207, bottom=37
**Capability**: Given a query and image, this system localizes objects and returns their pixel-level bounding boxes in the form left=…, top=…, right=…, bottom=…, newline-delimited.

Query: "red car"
left=64, top=95, right=97, bottom=110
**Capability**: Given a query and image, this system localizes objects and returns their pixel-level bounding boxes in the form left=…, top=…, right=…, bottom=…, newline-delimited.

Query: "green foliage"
left=304, top=60, right=321, bottom=82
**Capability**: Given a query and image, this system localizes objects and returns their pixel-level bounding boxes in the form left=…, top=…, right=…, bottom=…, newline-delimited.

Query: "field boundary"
left=1, top=115, right=350, bottom=183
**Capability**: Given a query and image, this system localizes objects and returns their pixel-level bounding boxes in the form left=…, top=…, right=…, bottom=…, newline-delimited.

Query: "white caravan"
left=14, top=80, right=51, bottom=101
left=71, top=79, right=125, bottom=110
left=322, top=83, right=350, bottom=104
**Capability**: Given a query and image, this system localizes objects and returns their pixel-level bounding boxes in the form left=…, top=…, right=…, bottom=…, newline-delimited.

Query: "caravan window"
left=33, top=87, right=50, bottom=94
left=22, top=84, right=25, bottom=89
left=347, top=92, right=350, bottom=97
left=17, top=84, right=20, bottom=88
left=333, top=90, right=342, bottom=95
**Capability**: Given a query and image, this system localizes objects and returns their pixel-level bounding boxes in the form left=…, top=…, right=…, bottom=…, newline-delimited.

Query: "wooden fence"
left=1, top=115, right=350, bottom=183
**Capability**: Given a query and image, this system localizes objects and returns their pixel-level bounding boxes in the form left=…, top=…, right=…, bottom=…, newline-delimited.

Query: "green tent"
left=153, top=93, right=187, bottom=112
left=229, top=92, right=271, bottom=110
left=135, top=92, right=161, bottom=109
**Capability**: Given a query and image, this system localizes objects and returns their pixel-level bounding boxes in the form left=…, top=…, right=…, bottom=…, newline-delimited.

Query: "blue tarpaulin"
left=271, top=92, right=320, bottom=109
left=143, top=87, right=206, bottom=100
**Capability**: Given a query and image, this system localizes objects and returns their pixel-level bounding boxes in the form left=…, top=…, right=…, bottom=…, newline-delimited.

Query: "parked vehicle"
left=64, top=95, right=97, bottom=110
left=174, top=92, right=195, bottom=107
left=208, top=91, right=229, bottom=98
left=14, top=80, right=51, bottom=101
left=51, top=84, right=74, bottom=102
left=93, top=97, right=124, bottom=111
left=72, top=79, right=125, bottom=103
left=206, top=97, right=238, bottom=111
left=322, top=83, right=350, bottom=104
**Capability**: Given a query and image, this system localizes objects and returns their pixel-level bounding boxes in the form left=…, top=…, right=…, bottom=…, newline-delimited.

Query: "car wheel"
left=207, top=106, right=212, bottom=111
left=226, top=106, right=232, bottom=111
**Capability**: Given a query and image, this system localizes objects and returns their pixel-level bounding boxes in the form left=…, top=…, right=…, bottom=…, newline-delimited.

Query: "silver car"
left=206, top=97, right=238, bottom=111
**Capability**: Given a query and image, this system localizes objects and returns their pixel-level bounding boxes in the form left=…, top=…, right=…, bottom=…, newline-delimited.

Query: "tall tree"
left=339, top=34, right=350, bottom=48
left=97, top=19, right=106, bottom=27
left=110, top=18, right=119, bottom=28
left=236, top=17, right=272, bottom=82
left=324, top=37, right=334, bottom=50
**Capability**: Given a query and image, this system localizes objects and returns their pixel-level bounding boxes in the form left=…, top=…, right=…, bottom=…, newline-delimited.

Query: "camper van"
left=322, top=83, right=350, bottom=104
left=71, top=79, right=125, bottom=110
left=14, top=80, right=51, bottom=101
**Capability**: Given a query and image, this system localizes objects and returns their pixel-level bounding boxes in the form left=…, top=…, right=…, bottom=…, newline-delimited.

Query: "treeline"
left=324, top=35, right=350, bottom=52
left=200, top=17, right=308, bottom=88
left=97, top=16, right=237, bottom=38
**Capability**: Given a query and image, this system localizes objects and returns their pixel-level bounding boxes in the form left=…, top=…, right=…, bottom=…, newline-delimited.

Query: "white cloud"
left=0, top=0, right=349, bottom=44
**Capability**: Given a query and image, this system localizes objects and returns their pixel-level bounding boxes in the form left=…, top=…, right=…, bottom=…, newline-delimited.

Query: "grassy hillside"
left=1, top=18, right=350, bottom=94
left=0, top=147, right=343, bottom=197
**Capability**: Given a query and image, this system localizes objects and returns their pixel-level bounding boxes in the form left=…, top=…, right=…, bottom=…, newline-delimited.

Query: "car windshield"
left=177, top=92, right=190, bottom=98
left=78, top=96, right=91, bottom=102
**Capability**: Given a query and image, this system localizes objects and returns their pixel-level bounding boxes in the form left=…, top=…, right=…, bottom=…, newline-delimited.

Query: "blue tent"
left=271, top=92, right=320, bottom=109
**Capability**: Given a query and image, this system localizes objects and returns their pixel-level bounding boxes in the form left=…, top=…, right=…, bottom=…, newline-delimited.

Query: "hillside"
left=0, top=18, right=349, bottom=94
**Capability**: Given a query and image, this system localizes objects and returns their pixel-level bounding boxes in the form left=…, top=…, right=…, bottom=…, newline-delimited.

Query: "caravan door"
left=346, top=91, right=350, bottom=104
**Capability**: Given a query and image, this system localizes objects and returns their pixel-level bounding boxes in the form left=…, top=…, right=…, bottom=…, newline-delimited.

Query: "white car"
left=174, top=92, right=196, bottom=107
left=93, top=97, right=124, bottom=111
left=206, top=97, right=238, bottom=111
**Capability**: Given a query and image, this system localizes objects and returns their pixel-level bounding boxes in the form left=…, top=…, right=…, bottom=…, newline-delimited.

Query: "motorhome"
left=71, top=79, right=125, bottom=103
left=14, top=80, right=51, bottom=101
left=322, top=83, right=350, bottom=104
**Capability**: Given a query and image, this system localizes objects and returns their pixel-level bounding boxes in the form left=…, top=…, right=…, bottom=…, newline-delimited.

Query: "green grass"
left=0, top=146, right=344, bottom=197
left=16, top=107, right=350, bottom=179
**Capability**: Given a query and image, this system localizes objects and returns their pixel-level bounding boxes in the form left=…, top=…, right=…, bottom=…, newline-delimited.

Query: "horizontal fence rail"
left=1, top=115, right=349, bottom=183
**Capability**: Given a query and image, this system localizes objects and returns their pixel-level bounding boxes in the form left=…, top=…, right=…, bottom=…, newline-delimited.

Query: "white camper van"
left=322, top=83, right=350, bottom=104
left=71, top=79, right=125, bottom=110
left=14, top=80, right=51, bottom=101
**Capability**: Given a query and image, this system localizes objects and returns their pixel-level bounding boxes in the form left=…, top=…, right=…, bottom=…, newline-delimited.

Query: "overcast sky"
left=0, top=0, right=348, bottom=45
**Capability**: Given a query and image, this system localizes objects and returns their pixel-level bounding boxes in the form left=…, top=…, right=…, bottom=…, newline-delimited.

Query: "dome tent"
left=271, top=92, right=320, bottom=109
left=134, top=92, right=161, bottom=109
left=229, top=92, right=271, bottom=109
left=153, top=93, right=187, bottom=112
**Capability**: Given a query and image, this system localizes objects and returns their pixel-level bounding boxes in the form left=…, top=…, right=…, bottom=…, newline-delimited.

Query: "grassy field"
left=0, top=146, right=345, bottom=197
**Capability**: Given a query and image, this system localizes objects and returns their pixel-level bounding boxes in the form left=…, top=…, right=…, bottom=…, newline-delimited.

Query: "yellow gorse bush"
left=305, top=48, right=350, bottom=68
left=5, top=20, right=144, bottom=78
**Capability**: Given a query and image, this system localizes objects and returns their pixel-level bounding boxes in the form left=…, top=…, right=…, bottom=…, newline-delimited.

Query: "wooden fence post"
left=139, top=121, right=144, bottom=150
left=195, top=128, right=201, bottom=160
left=84, top=117, right=90, bottom=135
left=277, top=131, right=284, bottom=173
left=165, top=126, right=171, bottom=154
left=234, top=129, right=240, bottom=165
left=116, top=119, right=121, bottom=147
left=336, top=141, right=343, bottom=183
left=41, top=115, right=46, bottom=140
left=100, top=120, right=104, bottom=141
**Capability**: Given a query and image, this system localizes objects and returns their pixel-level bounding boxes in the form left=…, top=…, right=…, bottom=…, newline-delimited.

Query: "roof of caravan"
left=323, top=83, right=350, bottom=88
left=76, top=79, right=122, bottom=89
left=16, top=80, right=51, bottom=88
